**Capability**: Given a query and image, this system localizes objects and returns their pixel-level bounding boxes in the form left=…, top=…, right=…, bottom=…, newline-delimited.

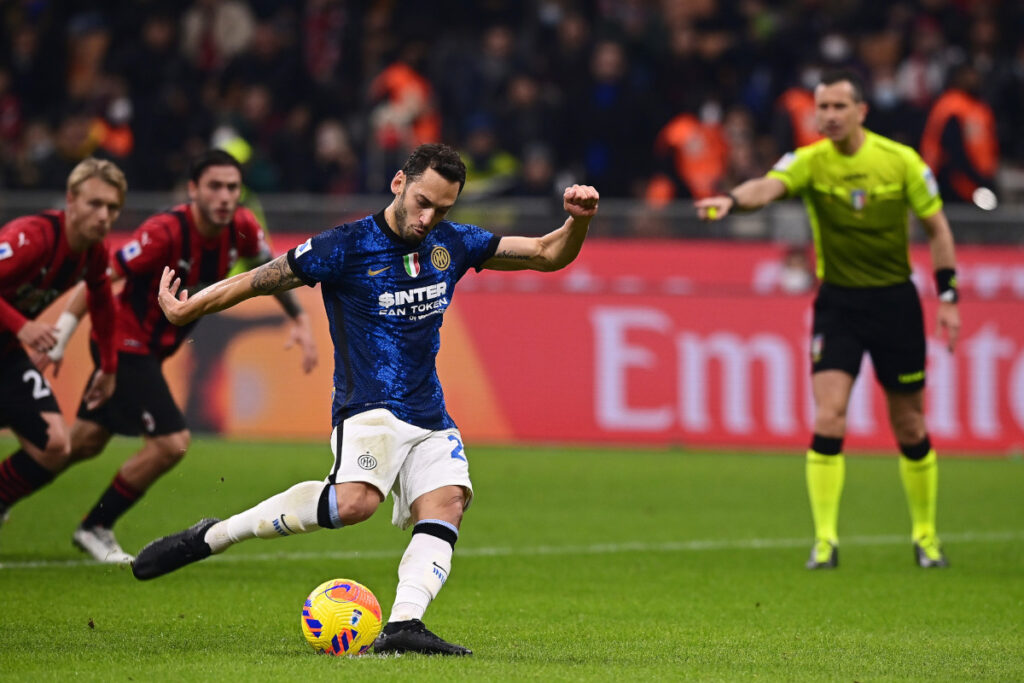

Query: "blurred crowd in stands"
left=1, top=0, right=1022, bottom=204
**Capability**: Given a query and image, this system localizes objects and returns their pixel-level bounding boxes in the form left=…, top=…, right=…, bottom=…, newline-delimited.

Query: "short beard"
left=392, top=189, right=422, bottom=244
left=393, top=190, right=408, bottom=232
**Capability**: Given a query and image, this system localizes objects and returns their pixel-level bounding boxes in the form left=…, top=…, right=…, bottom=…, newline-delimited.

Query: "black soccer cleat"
left=132, top=518, right=220, bottom=580
left=373, top=619, right=472, bottom=656
left=914, top=538, right=949, bottom=568
left=805, top=539, right=839, bottom=569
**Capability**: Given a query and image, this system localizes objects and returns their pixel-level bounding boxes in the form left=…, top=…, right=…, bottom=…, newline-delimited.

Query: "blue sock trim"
left=328, top=485, right=344, bottom=529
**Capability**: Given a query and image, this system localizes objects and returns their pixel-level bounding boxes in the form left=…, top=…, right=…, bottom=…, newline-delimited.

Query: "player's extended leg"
left=374, top=484, right=472, bottom=656
left=0, top=412, right=69, bottom=525
left=208, top=480, right=382, bottom=550
left=805, top=370, right=855, bottom=569
left=132, top=480, right=381, bottom=580
left=886, top=388, right=947, bottom=568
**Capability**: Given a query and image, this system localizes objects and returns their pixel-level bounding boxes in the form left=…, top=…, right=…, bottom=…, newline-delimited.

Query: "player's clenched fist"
left=563, top=184, right=600, bottom=217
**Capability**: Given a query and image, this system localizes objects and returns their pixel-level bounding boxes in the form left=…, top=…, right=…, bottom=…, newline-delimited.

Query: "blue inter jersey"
left=287, top=211, right=500, bottom=430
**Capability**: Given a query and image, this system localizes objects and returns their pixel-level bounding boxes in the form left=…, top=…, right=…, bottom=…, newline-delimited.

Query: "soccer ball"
left=300, top=578, right=383, bottom=656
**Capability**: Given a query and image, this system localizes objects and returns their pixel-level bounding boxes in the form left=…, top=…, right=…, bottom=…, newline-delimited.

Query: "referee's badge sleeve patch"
left=922, top=167, right=939, bottom=197
left=773, top=152, right=796, bottom=172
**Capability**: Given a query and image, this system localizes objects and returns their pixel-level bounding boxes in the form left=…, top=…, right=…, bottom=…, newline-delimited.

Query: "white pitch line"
left=2, top=529, right=1021, bottom=571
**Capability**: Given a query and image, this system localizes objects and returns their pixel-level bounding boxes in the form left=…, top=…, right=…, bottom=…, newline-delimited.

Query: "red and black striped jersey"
left=103, top=203, right=268, bottom=359
left=0, top=210, right=117, bottom=370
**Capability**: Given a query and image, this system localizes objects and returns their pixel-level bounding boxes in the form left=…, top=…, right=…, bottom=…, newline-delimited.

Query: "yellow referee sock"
left=806, top=449, right=845, bottom=543
left=899, top=448, right=938, bottom=542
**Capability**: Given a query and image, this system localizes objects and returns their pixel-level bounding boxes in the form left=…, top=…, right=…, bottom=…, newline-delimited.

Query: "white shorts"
left=328, top=408, right=473, bottom=530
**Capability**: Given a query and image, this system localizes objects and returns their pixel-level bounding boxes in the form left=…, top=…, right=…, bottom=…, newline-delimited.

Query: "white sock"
left=388, top=521, right=456, bottom=623
left=204, top=481, right=327, bottom=553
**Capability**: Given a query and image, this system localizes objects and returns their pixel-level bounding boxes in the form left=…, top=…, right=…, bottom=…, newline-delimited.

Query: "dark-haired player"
left=696, top=70, right=959, bottom=570
left=132, top=143, right=599, bottom=656
left=47, top=150, right=317, bottom=563
left=0, top=159, right=124, bottom=533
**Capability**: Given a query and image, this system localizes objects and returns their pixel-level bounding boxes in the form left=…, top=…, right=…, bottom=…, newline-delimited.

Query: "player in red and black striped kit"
left=0, top=159, right=126, bottom=534
left=48, top=150, right=318, bottom=563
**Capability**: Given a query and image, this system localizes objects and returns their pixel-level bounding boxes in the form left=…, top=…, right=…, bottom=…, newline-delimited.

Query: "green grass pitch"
left=1, top=436, right=1022, bottom=681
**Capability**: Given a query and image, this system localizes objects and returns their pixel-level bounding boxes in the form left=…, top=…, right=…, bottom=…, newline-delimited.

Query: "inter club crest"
left=430, top=246, right=451, bottom=271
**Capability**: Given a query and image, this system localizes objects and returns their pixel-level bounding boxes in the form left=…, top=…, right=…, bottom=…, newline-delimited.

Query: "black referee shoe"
left=373, top=619, right=472, bottom=656
left=914, top=538, right=949, bottom=568
left=805, top=539, right=839, bottom=569
left=132, top=518, right=220, bottom=580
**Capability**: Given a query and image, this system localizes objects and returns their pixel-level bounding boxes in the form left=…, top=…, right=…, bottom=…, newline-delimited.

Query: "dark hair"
left=819, top=68, right=866, bottom=102
left=401, top=143, right=467, bottom=193
left=189, top=149, right=243, bottom=183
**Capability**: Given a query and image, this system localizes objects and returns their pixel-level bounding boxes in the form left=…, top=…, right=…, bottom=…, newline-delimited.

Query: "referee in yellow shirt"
left=696, top=69, right=960, bottom=570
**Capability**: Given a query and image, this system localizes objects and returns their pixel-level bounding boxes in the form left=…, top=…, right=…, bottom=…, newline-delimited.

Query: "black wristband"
left=726, top=192, right=740, bottom=211
left=935, top=268, right=958, bottom=303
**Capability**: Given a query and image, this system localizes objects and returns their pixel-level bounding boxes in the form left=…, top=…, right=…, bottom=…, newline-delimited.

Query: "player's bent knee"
left=413, top=486, right=468, bottom=528
left=334, top=482, right=383, bottom=525
left=68, top=433, right=107, bottom=462
left=152, top=430, right=191, bottom=466
left=813, top=414, right=846, bottom=437
left=440, top=498, right=466, bottom=527
left=894, top=424, right=927, bottom=446
left=67, top=420, right=110, bottom=462
left=35, top=433, right=71, bottom=470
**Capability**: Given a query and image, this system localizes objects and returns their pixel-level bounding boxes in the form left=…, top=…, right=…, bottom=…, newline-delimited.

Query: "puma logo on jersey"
left=367, top=266, right=391, bottom=276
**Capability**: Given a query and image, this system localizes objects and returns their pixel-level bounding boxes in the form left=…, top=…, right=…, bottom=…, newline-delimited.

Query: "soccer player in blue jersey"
left=132, top=143, right=600, bottom=655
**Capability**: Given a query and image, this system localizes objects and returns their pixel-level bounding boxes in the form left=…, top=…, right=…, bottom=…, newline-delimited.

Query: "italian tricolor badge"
left=403, top=252, right=420, bottom=277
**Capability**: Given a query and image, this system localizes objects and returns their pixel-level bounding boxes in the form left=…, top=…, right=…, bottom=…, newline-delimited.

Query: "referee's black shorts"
left=810, top=281, right=926, bottom=393
left=77, top=341, right=187, bottom=436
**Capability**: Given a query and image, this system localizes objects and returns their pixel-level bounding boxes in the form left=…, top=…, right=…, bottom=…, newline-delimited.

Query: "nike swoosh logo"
left=367, top=266, right=391, bottom=276
left=278, top=514, right=297, bottom=535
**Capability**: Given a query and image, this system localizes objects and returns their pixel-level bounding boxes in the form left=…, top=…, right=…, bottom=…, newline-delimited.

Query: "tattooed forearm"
left=252, top=255, right=302, bottom=293
left=494, top=249, right=530, bottom=260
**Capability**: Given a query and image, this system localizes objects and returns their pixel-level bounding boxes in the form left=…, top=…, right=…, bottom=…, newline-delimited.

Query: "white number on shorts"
left=22, top=368, right=52, bottom=399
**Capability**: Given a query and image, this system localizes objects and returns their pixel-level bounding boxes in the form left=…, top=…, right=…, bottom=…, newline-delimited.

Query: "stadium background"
left=3, top=0, right=1024, bottom=453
